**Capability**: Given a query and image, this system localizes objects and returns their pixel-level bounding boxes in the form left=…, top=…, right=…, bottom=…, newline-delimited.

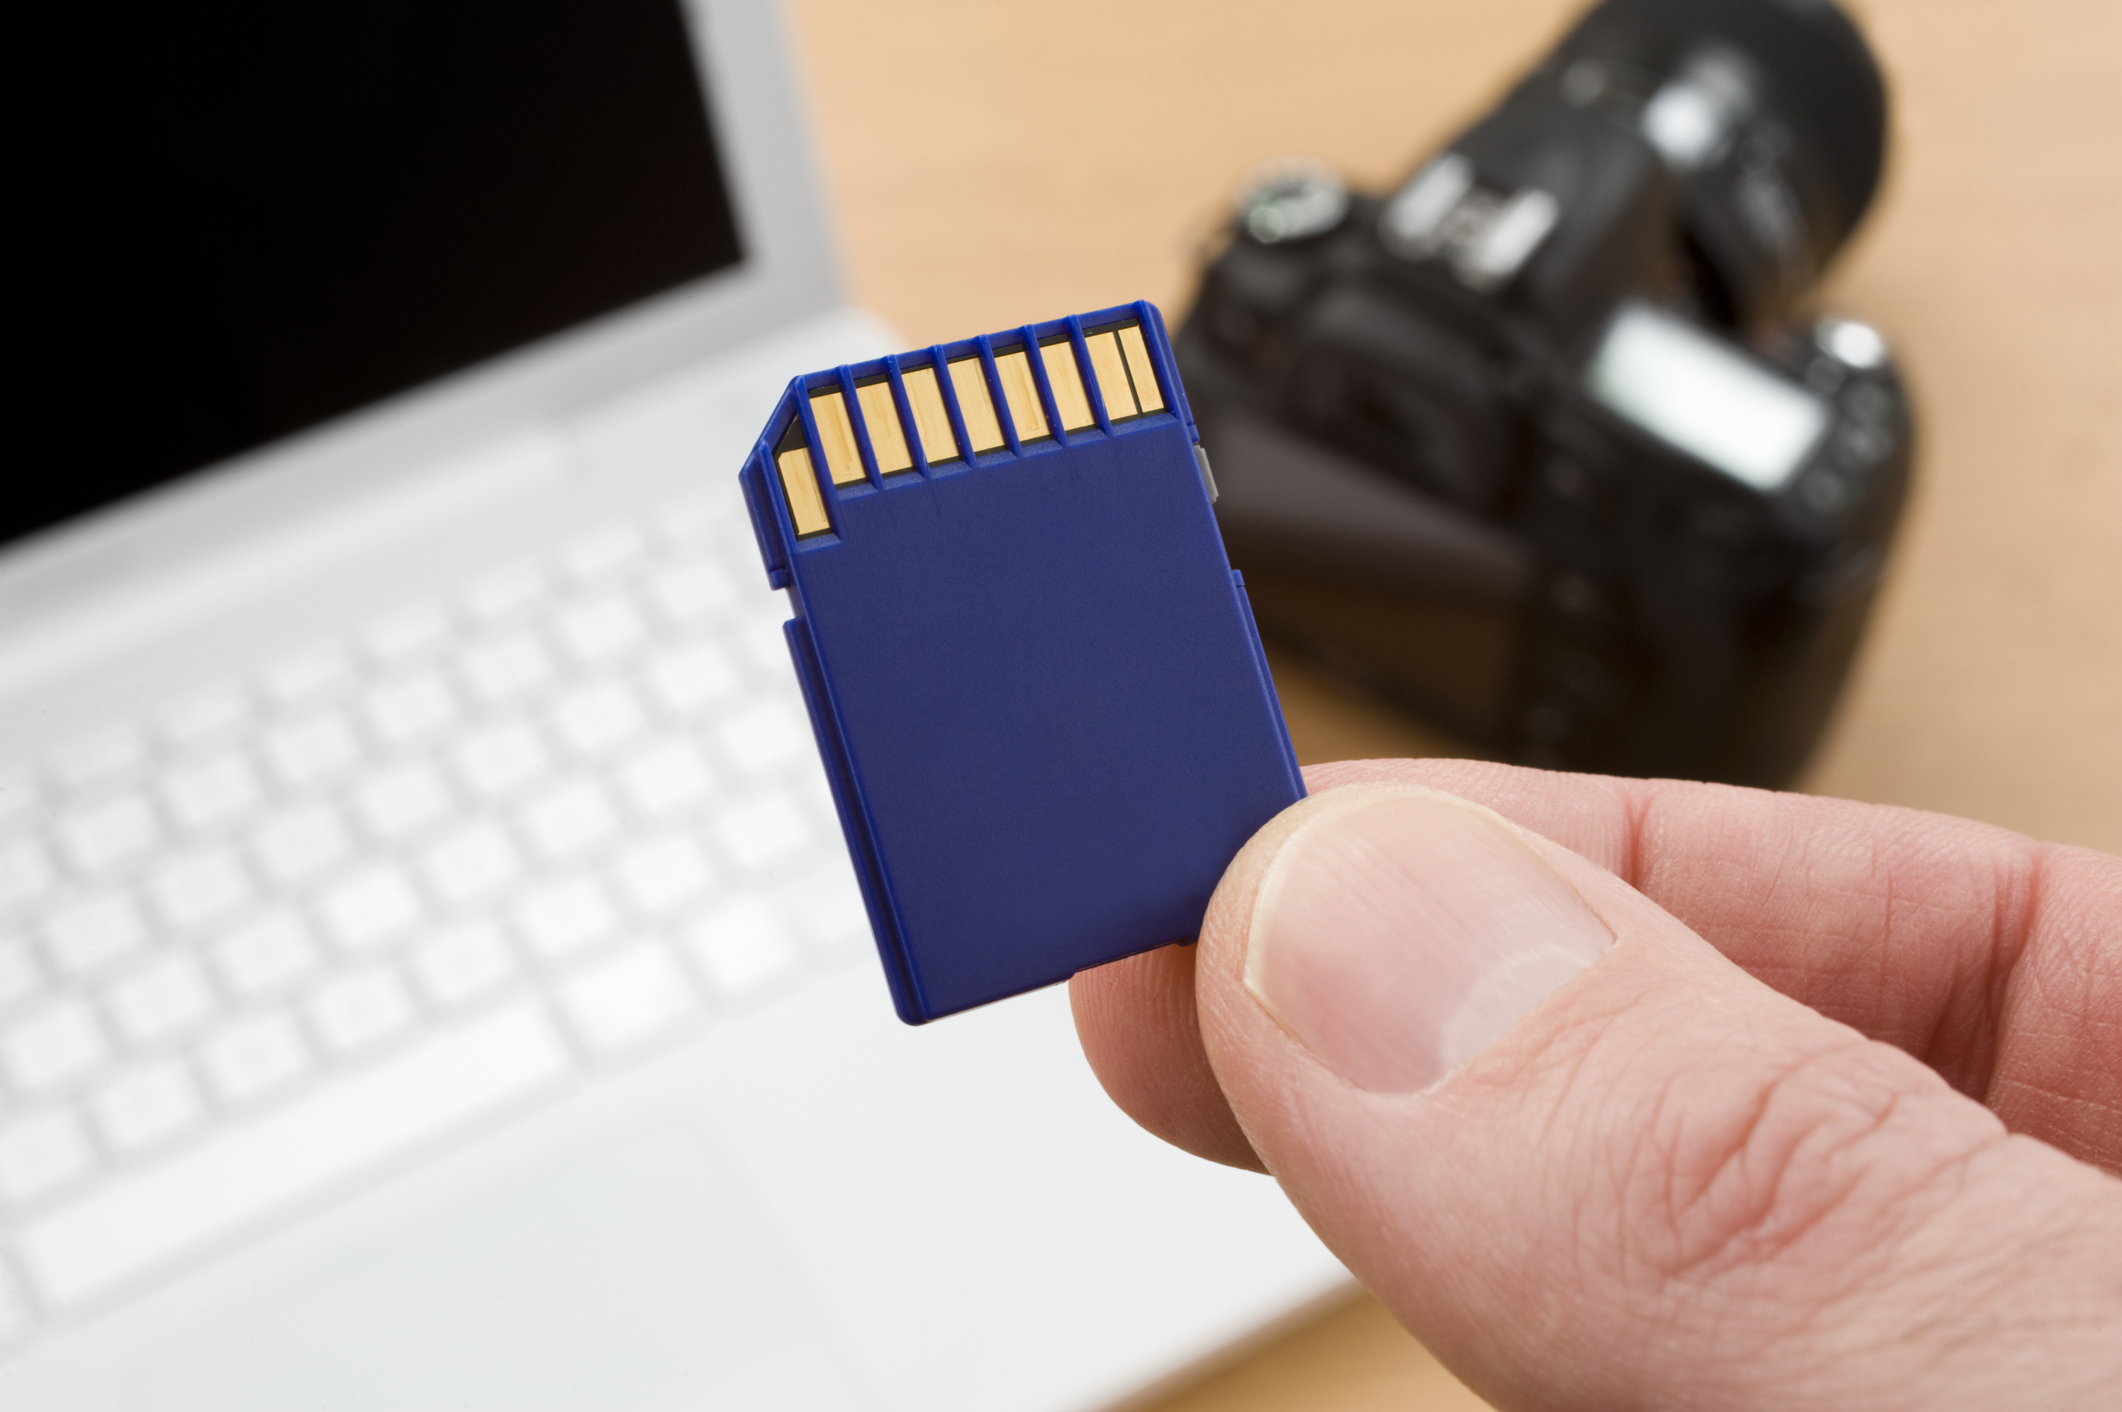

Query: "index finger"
left=1071, top=759, right=2122, bottom=1174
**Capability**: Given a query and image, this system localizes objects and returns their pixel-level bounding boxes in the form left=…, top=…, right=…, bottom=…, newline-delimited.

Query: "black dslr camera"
left=1181, top=0, right=1914, bottom=786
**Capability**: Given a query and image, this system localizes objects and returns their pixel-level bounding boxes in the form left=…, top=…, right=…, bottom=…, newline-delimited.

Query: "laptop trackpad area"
left=138, top=1123, right=865, bottom=1412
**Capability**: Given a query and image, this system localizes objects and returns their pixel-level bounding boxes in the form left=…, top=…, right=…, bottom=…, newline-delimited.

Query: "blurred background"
left=778, top=0, right=2119, bottom=1405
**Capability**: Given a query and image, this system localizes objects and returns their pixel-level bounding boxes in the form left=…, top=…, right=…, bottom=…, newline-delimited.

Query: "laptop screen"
left=16, top=0, right=744, bottom=550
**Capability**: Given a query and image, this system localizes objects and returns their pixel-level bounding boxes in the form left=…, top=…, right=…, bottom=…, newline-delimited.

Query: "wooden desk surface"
left=781, top=1, right=2122, bottom=1405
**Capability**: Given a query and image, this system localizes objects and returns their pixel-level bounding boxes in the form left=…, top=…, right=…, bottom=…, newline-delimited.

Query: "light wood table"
left=781, top=1, right=2122, bottom=1405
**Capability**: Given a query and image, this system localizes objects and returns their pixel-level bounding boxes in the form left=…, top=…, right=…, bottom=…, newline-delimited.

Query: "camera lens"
left=1547, top=0, right=1888, bottom=324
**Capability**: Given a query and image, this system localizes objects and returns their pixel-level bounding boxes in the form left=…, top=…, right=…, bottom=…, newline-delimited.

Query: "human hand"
left=1071, top=759, right=2122, bottom=1410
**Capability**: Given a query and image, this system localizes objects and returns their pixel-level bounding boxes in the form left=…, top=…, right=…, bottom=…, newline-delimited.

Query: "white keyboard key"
left=51, top=729, right=146, bottom=791
left=550, top=680, right=646, bottom=756
left=44, top=894, right=150, bottom=976
left=363, top=673, right=460, bottom=747
left=360, top=602, right=449, bottom=664
left=308, top=969, right=416, bottom=1056
left=264, top=714, right=361, bottom=789
left=556, top=594, right=648, bottom=665
left=163, top=754, right=265, bottom=832
left=91, top=1061, right=205, bottom=1154
left=787, top=873, right=873, bottom=964
left=420, top=824, right=521, bottom=906
left=0, top=771, right=41, bottom=830
left=158, top=688, right=252, bottom=751
left=0, top=939, right=43, bottom=1012
left=648, top=561, right=736, bottom=625
left=354, top=763, right=453, bottom=841
left=57, top=795, right=162, bottom=874
left=318, top=866, right=422, bottom=952
left=716, top=702, right=812, bottom=780
left=655, top=491, right=727, bottom=546
left=714, top=794, right=814, bottom=873
left=148, top=850, right=253, bottom=930
left=462, top=633, right=553, bottom=704
left=461, top=562, right=546, bottom=622
left=728, top=614, right=792, bottom=680
left=618, top=740, right=715, bottom=819
left=454, top=721, right=550, bottom=800
left=213, top=913, right=321, bottom=997
left=614, top=834, right=713, bottom=916
left=200, top=1014, right=312, bottom=1105
left=559, top=523, right=644, bottom=582
left=0, top=839, right=55, bottom=913
left=645, top=640, right=739, bottom=716
left=556, top=945, right=697, bottom=1053
left=106, top=954, right=217, bottom=1044
left=19, top=1003, right=569, bottom=1310
left=793, top=769, right=837, bottom=819
left=3, top=1001, right=110, bottom=1094
left=0, top=1112, right=93, bottom=1205
left=263, top=644, right=352, bottom=708
left=0, top=1260, right=29, bottom=1345
left=687, top=898, right=804, bottom=1002
left=252, top=806, right=353, bottom=887
left=515, top=877, right=619, bottom=961
left=409, top=921, right=517, bottom=1007
left=520, top=779, right=620, bottom=860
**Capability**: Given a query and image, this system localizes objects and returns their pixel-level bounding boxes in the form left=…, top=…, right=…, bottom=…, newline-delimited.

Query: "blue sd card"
left=739, top=302, right=1304, bottom=1023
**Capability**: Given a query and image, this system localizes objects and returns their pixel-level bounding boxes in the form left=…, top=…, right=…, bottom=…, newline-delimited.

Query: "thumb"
left=1197, top=784, right=2122, bottom=1412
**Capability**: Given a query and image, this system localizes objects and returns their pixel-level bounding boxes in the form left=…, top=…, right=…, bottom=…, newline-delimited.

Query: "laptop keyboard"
left=0, top=490, right=864, bottom=1343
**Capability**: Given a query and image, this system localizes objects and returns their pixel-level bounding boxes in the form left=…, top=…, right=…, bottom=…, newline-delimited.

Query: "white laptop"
left=0, top=2, right=1345, bottom=1407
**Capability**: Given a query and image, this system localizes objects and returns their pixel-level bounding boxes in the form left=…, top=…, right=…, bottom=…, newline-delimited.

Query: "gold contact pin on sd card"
left=808, top=391, right=868, bottom=486
left=1116, top=324, right=1165, bottom=411
left=1083, top=331, right=1137, bottom=419
left=775, top=446, right=829, bottom=537
left=902, top=366, right=959, bottom=464
left=1040, top=339, right=1096, bottom=431
left=992, top=349, right=1048, bottom=443
left=854, top=380, right=914, bottom=474
left=947, top=357, right=1006, bottom=453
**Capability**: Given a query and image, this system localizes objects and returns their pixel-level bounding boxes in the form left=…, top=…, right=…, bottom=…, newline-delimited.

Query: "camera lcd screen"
left=1584, top=303, right=1829, bottom=492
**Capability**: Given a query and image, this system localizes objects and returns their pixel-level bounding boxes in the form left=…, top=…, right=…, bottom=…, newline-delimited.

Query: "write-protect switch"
left=740, top=302, right=1304, bottom=1023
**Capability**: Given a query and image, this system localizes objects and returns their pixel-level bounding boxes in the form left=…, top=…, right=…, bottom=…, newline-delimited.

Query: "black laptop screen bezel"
left=13, top=0, right=751, bottom=551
